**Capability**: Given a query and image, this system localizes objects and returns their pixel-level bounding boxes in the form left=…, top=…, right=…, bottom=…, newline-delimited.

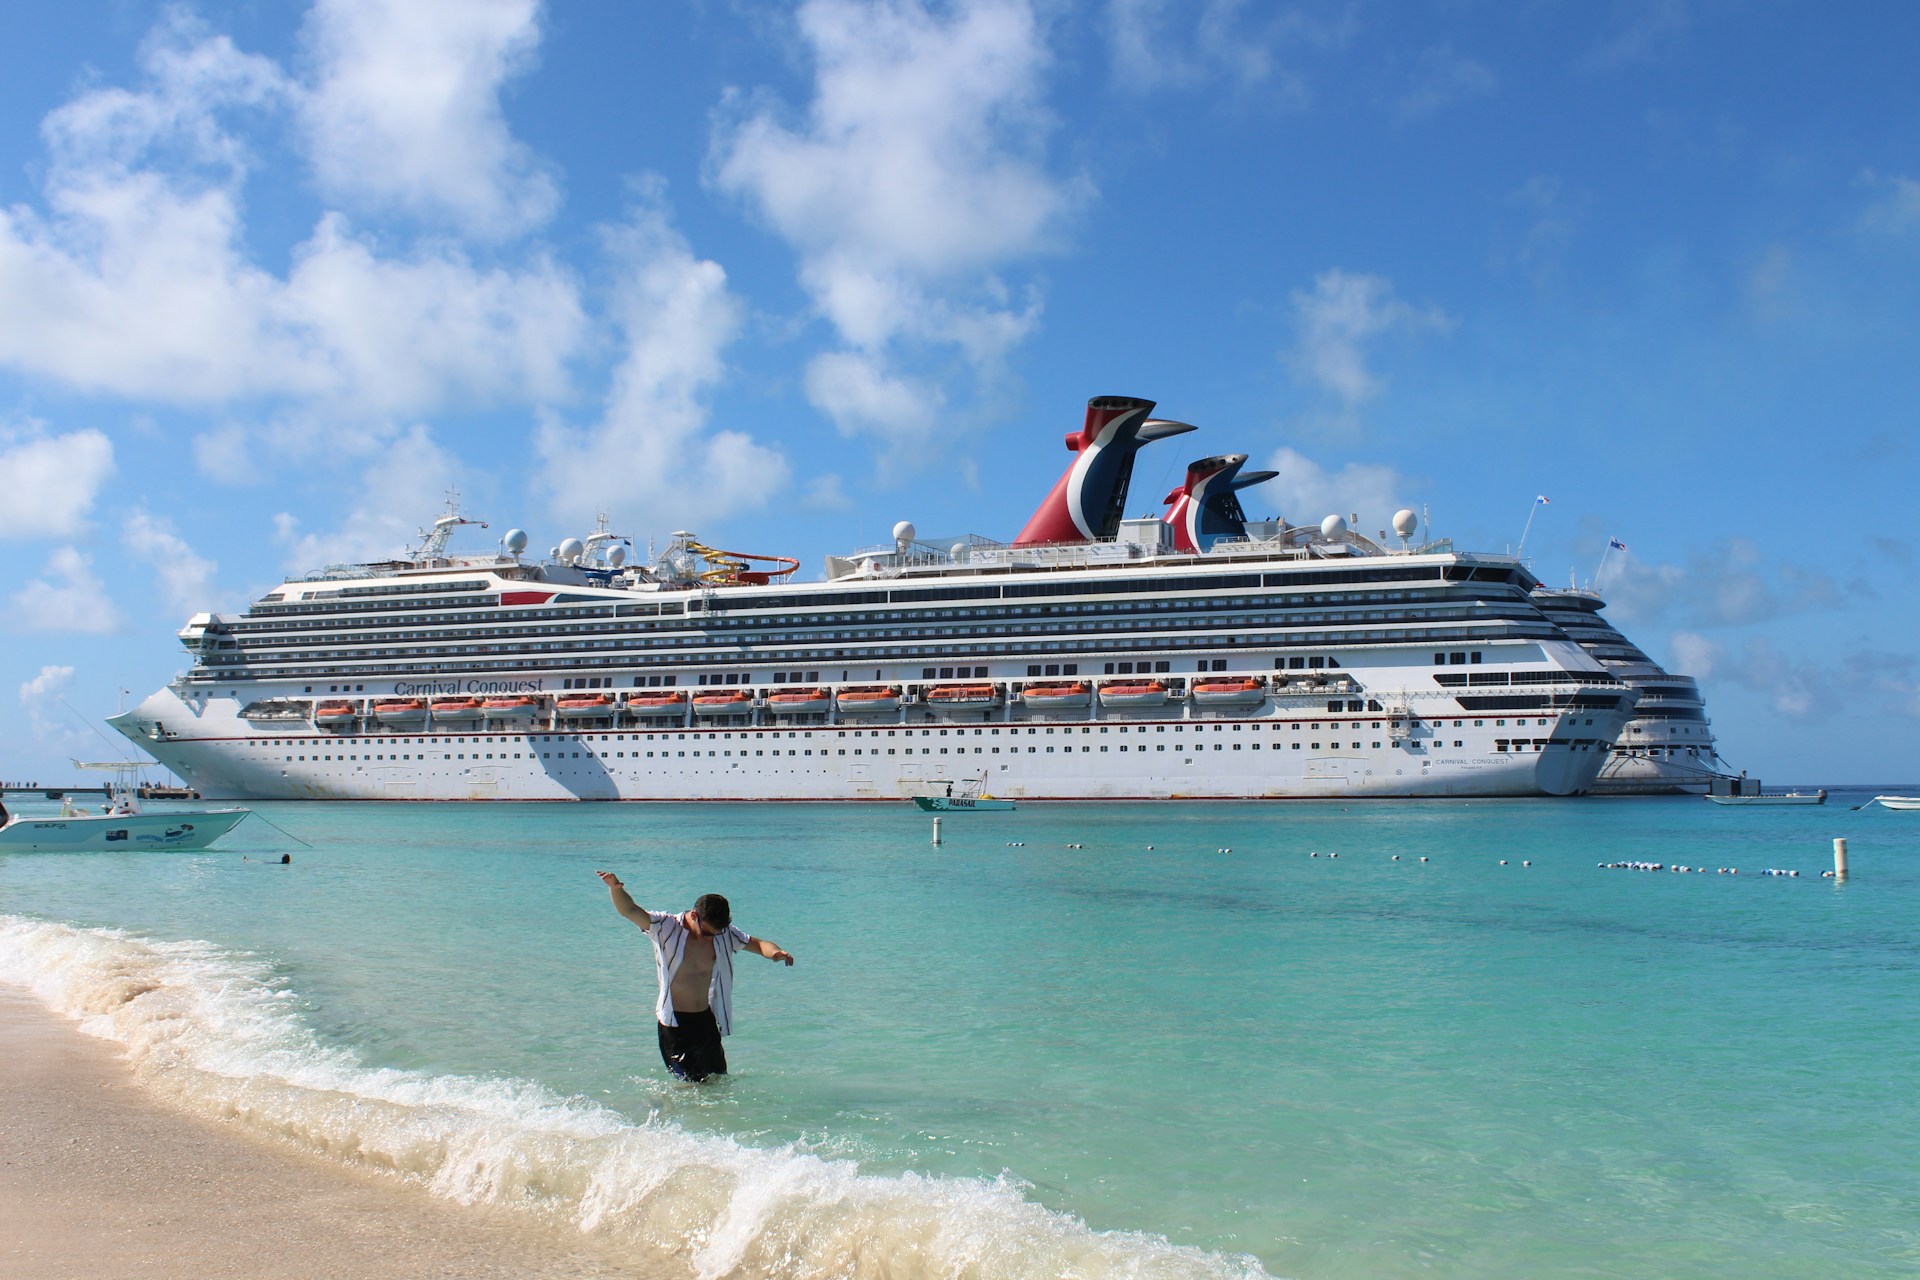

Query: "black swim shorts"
left=658, top=1008, right=728, bottom=1081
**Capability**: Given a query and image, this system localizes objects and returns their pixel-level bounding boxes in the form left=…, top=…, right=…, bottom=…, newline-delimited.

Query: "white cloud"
left=17, top=664, right=87, bottom=753
left=1859, top=170, right=1920, bottom=236
left=9, top=549, right=124, bottom=633
left=534, top=201, right=785, bottom=531
left=0, top=10, right=583, bottom=445
left=712, top=0, right=1083, bottom=467
left=1601, top=539, right=1850, bottom=630
left=0, top=426, right=116, bottom=538
left=801, top=473, right=854, bottom=511
left=1393, top=44, right=1495, bottom=123
left=123, top=510, right=219, bottom=615
left=274, top=423, right=465, bottom=570
left=1667, top=631, right=1719, bottom=681
left=296, top=0, right=558, bottom=240
left=1105, top=0, right=1351, bottom=101
left=1283, top=269, right=1453, bottom=411
left=1260, top=446, right=1415, bottom=531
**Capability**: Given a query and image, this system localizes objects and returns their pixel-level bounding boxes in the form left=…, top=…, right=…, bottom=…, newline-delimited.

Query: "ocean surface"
left=2, top=788, right=1915, bottom=1279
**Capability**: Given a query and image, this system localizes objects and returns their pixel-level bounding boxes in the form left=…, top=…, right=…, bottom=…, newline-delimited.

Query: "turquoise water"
left=2, top=791, right=1916, bottom=1278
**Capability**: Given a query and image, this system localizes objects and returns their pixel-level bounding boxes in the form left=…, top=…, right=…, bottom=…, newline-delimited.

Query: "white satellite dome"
left=1320, top=514, right=1348, bottom=538
left=503, top=528, right=530, bottom=555
left=1391, top=509, right=1419, bottom=539
left=605, top=544, right=628, bottom=567
left=557, top=537, right=585, bottom=564
left=893, top=520, right=917, bottom=545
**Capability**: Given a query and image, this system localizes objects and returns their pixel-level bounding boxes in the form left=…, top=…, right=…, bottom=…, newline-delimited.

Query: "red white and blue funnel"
left=1012, top=396, right=1196, bottom=546
left=1162, top=454, right=1277, bottom=553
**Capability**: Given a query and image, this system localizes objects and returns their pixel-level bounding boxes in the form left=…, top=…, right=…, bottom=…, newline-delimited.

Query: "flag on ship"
left=1608, top=538, right=1628, bottom=551
left=1535, top=495, right=1550, bottom=505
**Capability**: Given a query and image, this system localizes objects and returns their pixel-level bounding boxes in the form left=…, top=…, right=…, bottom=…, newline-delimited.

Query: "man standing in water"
left=595, top=871, right=794, bottom=1081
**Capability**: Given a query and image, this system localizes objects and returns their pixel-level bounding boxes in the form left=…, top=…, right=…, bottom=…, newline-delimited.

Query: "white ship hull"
left=113, top=685, right=1626, bottom=802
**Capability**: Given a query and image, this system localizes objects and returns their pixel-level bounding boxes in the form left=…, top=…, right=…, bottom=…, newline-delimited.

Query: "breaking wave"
left=0, top=914, right=1273, bottom=1279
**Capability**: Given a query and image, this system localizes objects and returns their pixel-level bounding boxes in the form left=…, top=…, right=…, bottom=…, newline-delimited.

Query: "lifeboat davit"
left=766, top=687, right=831, bottom=716
left=835, top=685, right=902, bottom=715
left=430, top=697, right=483, bottom=721
left=626, top=691, right=688, bottom=717
left=1020, top=681, right=1092, bottom=709
left=925, top=683, right=1004, bottom=709
left=479, top=696, right=541, bottom=722
left=373, top=698, right=426, bottom=725
left=313, top=700, right=357, bottom=727
left=692, top=690, right=754, bottom=716
left=1097, top=680, right=1169, bottom=708
left=556, top=693, right=617, bottom=719
left=1191, top=678, right=1266, bottom=708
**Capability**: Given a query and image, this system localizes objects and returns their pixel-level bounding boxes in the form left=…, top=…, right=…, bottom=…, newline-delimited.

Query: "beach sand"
left=0, top=989, right=642, bottom=1280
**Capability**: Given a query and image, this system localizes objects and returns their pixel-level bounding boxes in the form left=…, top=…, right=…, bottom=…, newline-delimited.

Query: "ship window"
left=1433, top=654, right=1444, bottom=665
left=1470, top=652, right=1482, bottom=664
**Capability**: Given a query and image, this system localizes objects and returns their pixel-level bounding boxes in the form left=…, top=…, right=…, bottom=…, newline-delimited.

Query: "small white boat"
left=430, top=697, right=485, bottom=721
left=1865, top=795, right=1920, bottom=810
left=479, top=696, right=542, bottom=722
left=625, top=693, right=688, bottom=718
left=313, top=700, right=357, bottom=728
left=1097, top=680, right=1170, bottom=709
left=1021, top=681, right=1092, bottom=710
left=1705, top=789, right=1827, bottom=806
left=555, top=694, right=618, bottom=719
left=0, top=763, right=250, bottom=852
left=912, top=777, right=1015, bottom=812
left=766, top=687, right=832, bottom=716
left=373, top=698, right=427, bottom=725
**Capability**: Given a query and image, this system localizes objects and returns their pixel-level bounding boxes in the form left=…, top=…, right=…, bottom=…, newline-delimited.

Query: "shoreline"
left=0, top=987, right=641, bottom=1280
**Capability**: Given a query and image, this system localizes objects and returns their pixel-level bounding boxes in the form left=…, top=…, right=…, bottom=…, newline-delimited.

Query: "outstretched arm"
left=746, top=935, right=794, bottom=965
left=596, top=871, right=651, bottom=929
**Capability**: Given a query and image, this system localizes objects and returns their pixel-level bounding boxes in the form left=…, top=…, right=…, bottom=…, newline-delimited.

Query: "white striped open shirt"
left=645, top=911, right=751, bottom=1035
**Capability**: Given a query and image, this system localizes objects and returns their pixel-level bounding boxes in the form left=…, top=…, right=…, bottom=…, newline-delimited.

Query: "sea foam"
left=0, top=914, right=1272, bottom=1279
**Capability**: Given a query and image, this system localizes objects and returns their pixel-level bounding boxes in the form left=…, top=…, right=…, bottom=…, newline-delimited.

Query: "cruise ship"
left=1532, top=588, right=1731, bottom=794
left=112, top=396, right=1642, bottom=802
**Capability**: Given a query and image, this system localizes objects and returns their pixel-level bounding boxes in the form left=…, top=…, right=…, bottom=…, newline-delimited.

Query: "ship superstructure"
left=1531, top=588, right=1731, bottom=794
left=113, top=397, right=1642, bottom=802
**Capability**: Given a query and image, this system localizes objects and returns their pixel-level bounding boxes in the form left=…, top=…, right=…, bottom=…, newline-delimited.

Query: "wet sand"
left=0, top=989, right=640, bottom=1279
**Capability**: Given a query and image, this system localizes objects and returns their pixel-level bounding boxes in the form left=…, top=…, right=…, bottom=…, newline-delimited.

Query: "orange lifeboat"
left=925, top=683, right=1003, bottom=709
left=1097, top=680, right=1169, bottom=709
left=313, top=700, right=357, bottom=727
left=373, top=698, right=426, bottom=725
left=480, top=695, right=541, bottom=722
left=430, top=697, right=483, bottom=721
left=1020, top=681, right=1091, bottom=709
left=835, top=685, right=902, bottom=715
left=627, top=691, right=688, bottom=717
left=765, top=687, right=831, bottom=715
left=1191, top=678, right=1266, bottom=707
left=556, top=693, right=617, bottom=719
left=691, top=689, right=754, bottom=717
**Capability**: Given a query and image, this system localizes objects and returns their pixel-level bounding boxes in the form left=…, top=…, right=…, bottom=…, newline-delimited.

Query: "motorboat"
left=1704, top=789, right=1827, bottom=806
left=555, top=693, right=617, bottom=719
left=1020, top=681, right=1092, bottom=710
left=1864, top=795, right=1920, bottom=810
left=0, top=763, right=250, bottom=852
left=372, top=698, right=427, bottom=725
left=835, top=685, right=902, bottom=715
left=925, top=683, right=1003, bottom=709
left=626, top=692, right=688, bottom=717
left=1097, top=680, right=1169, bottom=709
left=479, top=695, right=542, bottom=722
left=912, top=776, right=1015, bottom=812
left=766, top=687, right=832, bottom=715
left=691, top=690, right=754, bottom=716
left=1192, top=678, right=1266, bottom=708
left=313, top=700, right=357, bottom=728
left=429, top=697, right=484, bottom=721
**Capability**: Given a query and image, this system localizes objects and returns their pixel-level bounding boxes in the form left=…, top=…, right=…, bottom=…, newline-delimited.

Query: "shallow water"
left=2, top=790, right=1914, bottom=1278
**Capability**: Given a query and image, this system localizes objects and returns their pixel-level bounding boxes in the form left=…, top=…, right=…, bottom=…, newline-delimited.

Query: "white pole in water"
left=932, top=817, right=942, bottom=846
left=1833, top=837, right=1848, bottom=882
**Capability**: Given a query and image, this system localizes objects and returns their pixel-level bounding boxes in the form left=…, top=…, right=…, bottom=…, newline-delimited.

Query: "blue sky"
left=3, top=0, right=1918, bottom=785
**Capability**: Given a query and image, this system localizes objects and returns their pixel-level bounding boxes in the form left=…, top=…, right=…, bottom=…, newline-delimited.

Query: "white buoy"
left=1833, top=836, right=1848, bottom=882
left=932, top=817, right=942, bottom=846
